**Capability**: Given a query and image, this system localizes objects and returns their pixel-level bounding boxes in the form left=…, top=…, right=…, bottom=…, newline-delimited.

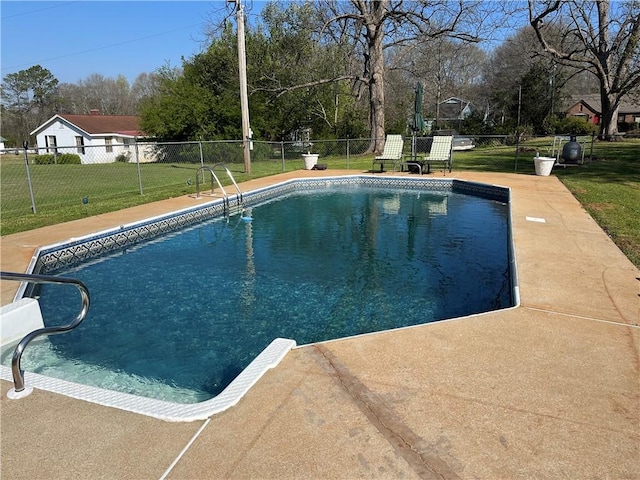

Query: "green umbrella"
left=413, top=82, right=425, bottom=132
left=411, top=83, right=425, bottom=162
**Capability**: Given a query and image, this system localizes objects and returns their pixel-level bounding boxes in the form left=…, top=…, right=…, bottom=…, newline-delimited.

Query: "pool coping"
left=1, top=337, right=295, bottom=422
left=2, top=174, right=518, bottom=421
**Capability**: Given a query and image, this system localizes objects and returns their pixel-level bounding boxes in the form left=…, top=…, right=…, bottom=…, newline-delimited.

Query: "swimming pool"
left=1, top=176, right=518, bottom=421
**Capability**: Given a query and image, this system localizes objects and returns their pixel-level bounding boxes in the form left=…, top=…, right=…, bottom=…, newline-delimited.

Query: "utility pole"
left=231, top=0, right=252, bottom=174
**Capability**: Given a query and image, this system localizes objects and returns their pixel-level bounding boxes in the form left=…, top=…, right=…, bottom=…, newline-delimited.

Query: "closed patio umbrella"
left=412, top=83, right=425, bottom=160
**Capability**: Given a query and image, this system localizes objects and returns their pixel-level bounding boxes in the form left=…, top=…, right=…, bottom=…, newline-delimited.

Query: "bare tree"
left=482, top=27, right=548, bottom=127
left=409, top=38, right=487, bottom=126
left=131, top=73, right=161, bottom=105
left=317, top=0, right=488, bottom=152
left=57, top=74, right=139, bottom=115
left=529, top=0, right=640, bottom=138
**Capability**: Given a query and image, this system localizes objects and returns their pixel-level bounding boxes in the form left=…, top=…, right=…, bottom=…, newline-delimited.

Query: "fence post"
left=346, top=137, right=350, bottom=169
left=281, top=141, right=285, bottom=172
left=198, top=137, right=204, bottom=167
left=23, top=142, right=37, bottom=214
left=135, top=143, right=143, bottom=195
left=514, top=131, right=520, bottom=173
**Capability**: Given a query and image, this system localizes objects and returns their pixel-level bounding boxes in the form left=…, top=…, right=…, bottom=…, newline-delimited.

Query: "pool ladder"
left=0, top=271, right=90, bottom=398
left=196, top=164, right=244, bottom=216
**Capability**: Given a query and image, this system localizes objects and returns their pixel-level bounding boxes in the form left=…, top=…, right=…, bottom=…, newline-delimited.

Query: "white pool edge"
left=1, top=337, right=295, bottom=422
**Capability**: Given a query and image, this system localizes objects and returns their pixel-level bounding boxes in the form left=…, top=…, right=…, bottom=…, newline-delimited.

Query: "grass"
left=2, top=138, right=639, bottom=268
left=550, top=141, right=640, bottom=268
left=0, top=156, right=297, bottom=234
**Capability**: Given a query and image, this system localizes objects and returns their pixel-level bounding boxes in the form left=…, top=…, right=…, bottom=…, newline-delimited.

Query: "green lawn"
left=0, top=156, right=294, bottom=234
left=2, top=139, right=638, bottom=268
left=550, top=141, right=640, bottom=268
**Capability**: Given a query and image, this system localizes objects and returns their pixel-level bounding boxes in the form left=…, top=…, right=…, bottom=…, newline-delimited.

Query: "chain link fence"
left=0, top=138, right=384, bottom=234
left=1, top=134, right=537, bottom=234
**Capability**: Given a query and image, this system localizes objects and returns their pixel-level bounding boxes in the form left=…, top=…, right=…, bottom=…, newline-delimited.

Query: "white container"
left=302, top=153, right=319, bottom=170
left=534, top=156, right=555, bottom=176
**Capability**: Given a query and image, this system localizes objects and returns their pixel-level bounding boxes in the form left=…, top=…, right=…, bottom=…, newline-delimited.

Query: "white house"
left=437, top=97, right=475, bottom=122
left=0, top=136, right=6, bottom=152
left=30, top=111, right=148, bottom=164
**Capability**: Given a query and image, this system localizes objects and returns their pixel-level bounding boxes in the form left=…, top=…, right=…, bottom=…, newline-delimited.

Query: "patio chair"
left=422, top=135, right=453, bottom=174
left=372, top=135, right=404, bottom=172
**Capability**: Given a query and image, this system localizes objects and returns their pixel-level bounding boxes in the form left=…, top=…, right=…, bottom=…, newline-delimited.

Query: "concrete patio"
left=1, top=170, right=638, bottom=479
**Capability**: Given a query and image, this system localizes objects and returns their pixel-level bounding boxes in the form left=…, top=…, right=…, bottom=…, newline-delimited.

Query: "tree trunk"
left=363, top=2, right=387, bottom=154
left=368, top=38, right=386, bottom=153
left=599, top=91, right=620, bottom=139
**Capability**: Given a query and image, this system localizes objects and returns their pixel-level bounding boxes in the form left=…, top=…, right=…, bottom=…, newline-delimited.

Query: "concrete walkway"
left=1, top=170, right=638, bottom=479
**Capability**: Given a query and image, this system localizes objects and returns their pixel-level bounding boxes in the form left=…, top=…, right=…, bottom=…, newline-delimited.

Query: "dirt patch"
left=587, top=202, right=614, bottom=212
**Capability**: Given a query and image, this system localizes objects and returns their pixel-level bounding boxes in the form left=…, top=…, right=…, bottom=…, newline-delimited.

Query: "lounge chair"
left=422, top=135, right=453, bottom=174
left=372, top=135, right=404, bottom=172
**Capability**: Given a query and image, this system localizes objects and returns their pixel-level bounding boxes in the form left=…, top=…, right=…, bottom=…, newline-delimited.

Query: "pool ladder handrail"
left=195, top=164, right=244, bottom=215
left=0, top=271, right=90, bottom=396
left=212, top=163, right=243, bottom=205
left=196, top=166, right=228, bottom=203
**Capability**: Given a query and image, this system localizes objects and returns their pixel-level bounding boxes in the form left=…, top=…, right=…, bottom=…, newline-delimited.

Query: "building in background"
left=30, top=111, right=147, bottom=164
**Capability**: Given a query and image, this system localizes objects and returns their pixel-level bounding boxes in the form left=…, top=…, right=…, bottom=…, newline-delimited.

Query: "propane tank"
left=561, top=135, right=582, bottom=163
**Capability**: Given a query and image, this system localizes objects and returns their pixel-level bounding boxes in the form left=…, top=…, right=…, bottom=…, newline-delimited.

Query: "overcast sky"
left=1, top=1, right=267, bottom=84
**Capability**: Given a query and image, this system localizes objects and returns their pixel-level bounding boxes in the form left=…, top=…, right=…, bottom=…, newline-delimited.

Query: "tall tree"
left=1, top=65, right=59, bottom=144
left=58, top=74, right=137, bottom=115
left=256, top=1, right=360, bottom=139
left=130, top=73, right=161, bottom=105
left=139, top=25, right=247, bottom=141
left=408, top=38, right=487, bottom=127
left=315, top=0, right=487, bottom=152
left=529, top=0, right=640, bottom=138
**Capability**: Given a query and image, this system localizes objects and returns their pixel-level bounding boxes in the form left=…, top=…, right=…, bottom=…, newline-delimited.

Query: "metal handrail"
left=212, top=163, right=243, bottom=204
left=1, top=271, right=90, bottom=393
left=195, top=166, right=229, bottom=203
left=195, top=165, right=244, bottom=216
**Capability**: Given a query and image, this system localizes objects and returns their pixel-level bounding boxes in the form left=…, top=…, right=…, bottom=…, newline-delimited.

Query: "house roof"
left=565, top=94, right=640, bottom=114
left=31, top=114, right=146, bottom=137
left=59, top=114, right=145, bottom=136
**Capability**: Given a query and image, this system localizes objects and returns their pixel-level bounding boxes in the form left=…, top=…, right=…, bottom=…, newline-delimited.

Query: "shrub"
left=33, top=154, right=82, bottom=165
left=550, top=116, right=598, bottom=136
left=116, top=153, right=130, bottom=163
left=34, top=154, right=56, bottom=165
left=57, top=154, right=81, bottom=164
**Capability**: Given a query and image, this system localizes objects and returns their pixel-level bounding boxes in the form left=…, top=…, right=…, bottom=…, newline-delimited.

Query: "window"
left=634, top=116, right=640, bottom=124
left=123, top=138, right=131, bottom=149
left=75, top=136, right=85, bottom=154
left=45, top=135, right=57, bottom=153
left=105, top=137, right=113, bottom=153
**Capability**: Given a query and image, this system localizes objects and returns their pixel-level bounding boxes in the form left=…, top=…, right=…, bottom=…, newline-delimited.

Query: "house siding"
left=565, top=96, right=640, bottom=130
left=566, top=101, right=599, bottom=124
left=32, top=115, right=142, bottom=164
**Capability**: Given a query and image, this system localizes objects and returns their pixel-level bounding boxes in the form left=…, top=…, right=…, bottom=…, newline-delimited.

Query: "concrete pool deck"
left=1, top=170, right=638, bottom=479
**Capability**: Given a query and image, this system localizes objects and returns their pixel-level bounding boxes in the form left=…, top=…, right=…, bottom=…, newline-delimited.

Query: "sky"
left=1, top=0, right=266, bottom=84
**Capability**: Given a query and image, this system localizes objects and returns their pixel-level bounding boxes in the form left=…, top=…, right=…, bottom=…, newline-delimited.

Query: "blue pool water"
left=9, top=185, right=512, bottom=403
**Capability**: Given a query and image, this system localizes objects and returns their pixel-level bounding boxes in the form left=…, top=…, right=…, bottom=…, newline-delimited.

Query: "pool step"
left=225, top=202, right=245, bottom=217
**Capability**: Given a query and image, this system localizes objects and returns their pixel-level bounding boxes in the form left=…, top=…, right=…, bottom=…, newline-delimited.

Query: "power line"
left=1, top=22, right=204, bottom=72
left=1, top=1, right=81, bottom=20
